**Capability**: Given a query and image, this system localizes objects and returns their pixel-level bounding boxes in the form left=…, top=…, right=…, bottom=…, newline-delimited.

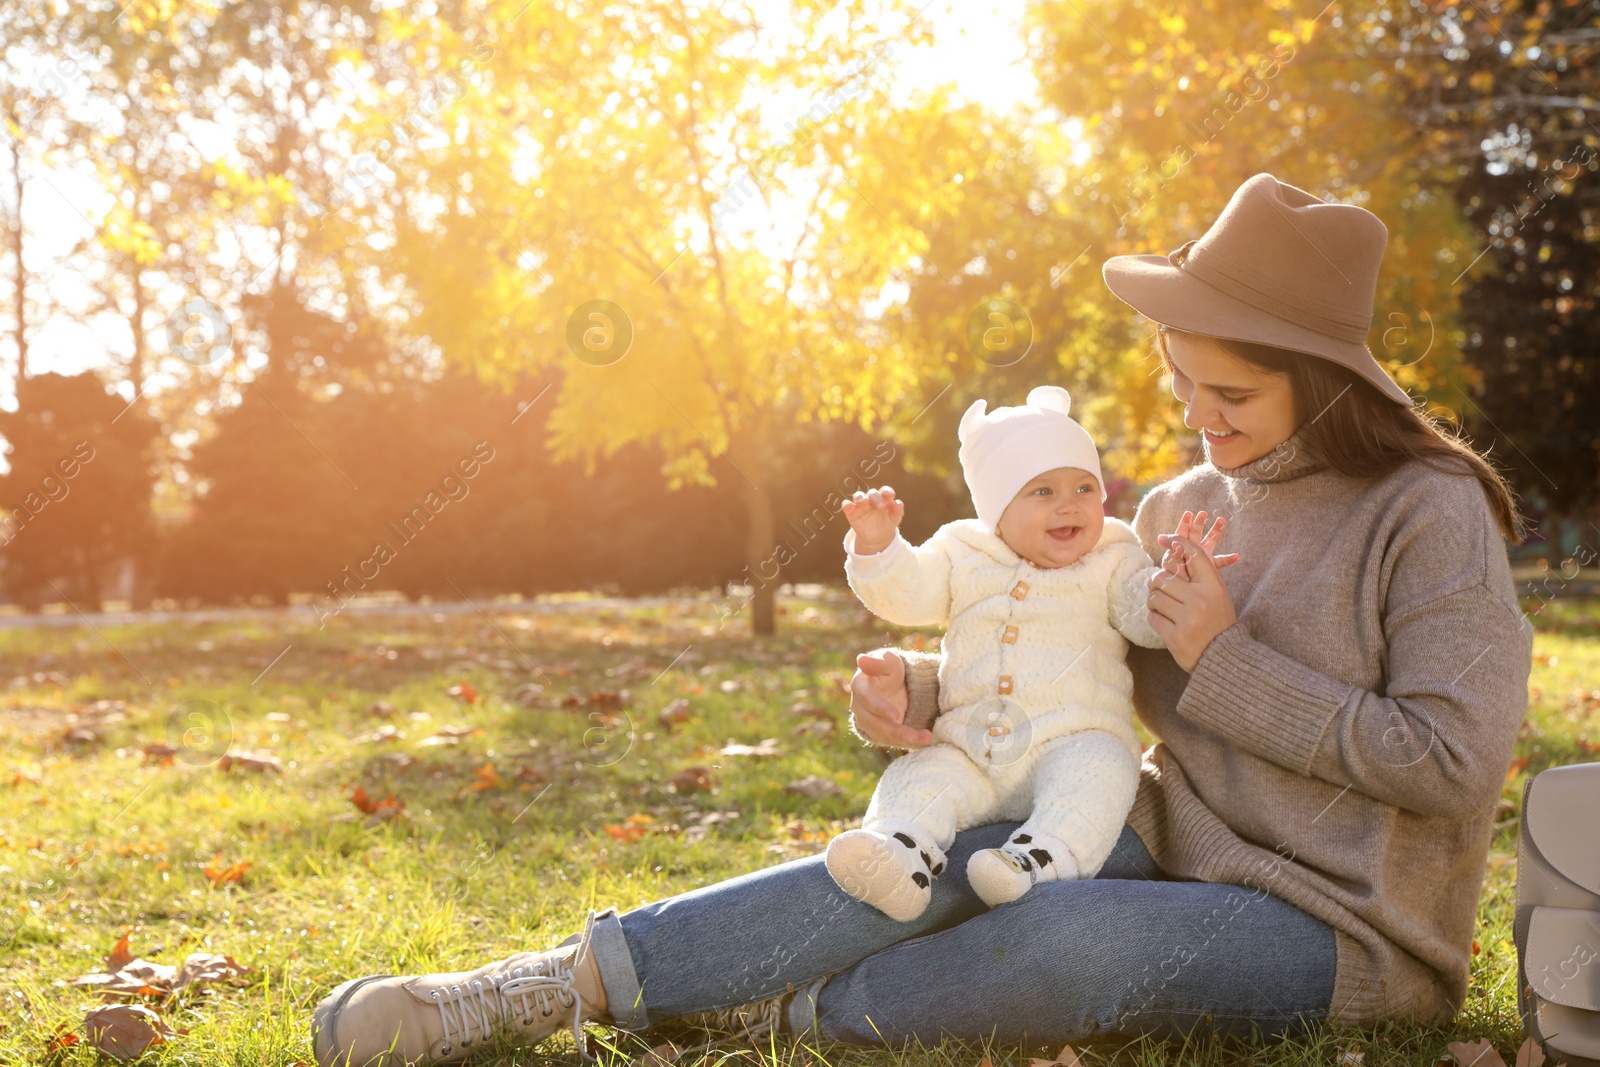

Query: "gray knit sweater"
left=894, top=425, right=1532, bottom=1027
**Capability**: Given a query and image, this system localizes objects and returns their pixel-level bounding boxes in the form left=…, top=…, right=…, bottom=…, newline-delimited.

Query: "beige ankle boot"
left=677, top=974, right=827, bottom=1043
left=312, top=916, right=609, bottom=1066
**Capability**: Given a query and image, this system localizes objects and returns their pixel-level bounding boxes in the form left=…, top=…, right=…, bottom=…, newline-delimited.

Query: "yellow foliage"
left=356, top=0, right=1485, bottom=499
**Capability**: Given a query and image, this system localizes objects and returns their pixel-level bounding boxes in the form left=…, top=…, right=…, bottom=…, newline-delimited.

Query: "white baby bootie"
left=825, top=819, right=947, bottom=922
left=967, top=829, right=1078, bottom=908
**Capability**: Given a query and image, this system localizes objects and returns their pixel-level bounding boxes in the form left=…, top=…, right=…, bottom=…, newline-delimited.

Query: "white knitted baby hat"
left=957, top=385, right=1106, bottom=532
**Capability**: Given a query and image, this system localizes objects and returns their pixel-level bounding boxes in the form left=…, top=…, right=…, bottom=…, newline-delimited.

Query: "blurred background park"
left=1, top=0, right=1598, bottom=635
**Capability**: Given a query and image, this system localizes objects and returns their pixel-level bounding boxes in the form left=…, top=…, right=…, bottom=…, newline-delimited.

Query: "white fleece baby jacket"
left=844, top=516, right=1165, bottom=764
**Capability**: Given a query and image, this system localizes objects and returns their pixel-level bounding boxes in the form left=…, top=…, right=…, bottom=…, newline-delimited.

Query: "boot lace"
left=687, top=990, right=791, bottom=1041
left=429, top=911, right=598, bottom=1058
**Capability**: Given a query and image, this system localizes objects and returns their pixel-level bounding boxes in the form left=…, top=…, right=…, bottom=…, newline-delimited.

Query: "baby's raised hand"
left=1157, top=510, right=1240, bottom=579
left=843, top=486, right=904, bottom=556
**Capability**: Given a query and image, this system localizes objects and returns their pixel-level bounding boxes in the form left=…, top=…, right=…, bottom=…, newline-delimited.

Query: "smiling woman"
left=1154, top=325, right=1521, bottom=540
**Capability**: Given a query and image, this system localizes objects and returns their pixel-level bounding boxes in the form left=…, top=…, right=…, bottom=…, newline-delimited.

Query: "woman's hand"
left=1147, top=537, right=1238, bottom=672
left=848, top=651, right=933, bottom=748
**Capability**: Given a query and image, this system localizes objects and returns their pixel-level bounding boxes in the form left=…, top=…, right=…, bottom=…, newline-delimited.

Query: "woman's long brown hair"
left=1155, top=327, right=1524, bottom=541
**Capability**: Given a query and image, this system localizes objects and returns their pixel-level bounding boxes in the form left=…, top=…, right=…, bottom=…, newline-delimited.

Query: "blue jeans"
left=585, top=822, right=1337, bottom=1047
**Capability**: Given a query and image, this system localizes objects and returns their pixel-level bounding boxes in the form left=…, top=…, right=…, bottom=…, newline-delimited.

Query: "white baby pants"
left=861, top=727, right=1140, bottom=880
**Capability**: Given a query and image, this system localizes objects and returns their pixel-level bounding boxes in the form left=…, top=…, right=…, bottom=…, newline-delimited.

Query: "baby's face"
left=995, top=466, right=1105, bottom=569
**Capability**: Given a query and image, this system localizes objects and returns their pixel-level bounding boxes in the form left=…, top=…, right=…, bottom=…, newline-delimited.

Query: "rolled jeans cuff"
left=562, top=907, right=649, bottom=1030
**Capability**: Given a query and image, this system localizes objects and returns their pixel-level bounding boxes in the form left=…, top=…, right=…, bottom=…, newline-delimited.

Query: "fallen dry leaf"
left=10, top=669, right=69, bottom=686
left=657, top=699, right=692, bottom=728
left=670, top=766, right=713, bottom=794
left=217, top=750, right=283, bottom=774
left=788, top=701, right=831, bottom=722
left=367, top=700, right=398, bottom=718
left=1515, top=1037, right=1547, bottom=1067
left=603, top=814, right=655, bottom=843
left=1025, top=1046, right=1083, bottom=1067
left=1341, top=1051, right=1366, bottom=1067
left=140, top=743, right=177, bottom=765
left=792, top=720, right=834, bottom=738
left=785, top=775, right=842, bottom=799
left=1448, top=1038, right=1508, bottom=1067
left=470, top=762, right=503, bottom=792
left=718, top=738, right=781, bottom=758
left=74, top=949, right=250, bottom=998
left=447, top=681, right=478, bottom=704
left=106, top=932, right=136, bottom=971
left=74, top=966, right=172, bottom=998
left=419, top=724, right=480, bottom=746
left=628, top=1041, right=682, bottom=1067
left=350, top=786, right=405, bottom=825
left=265, top=711, right=293, bottom=724
left=510, top=682, right=547, bottom=707
left=355, top=725, right=403, bottom=744
left=172, top=952, right=250, bottom=989
left=84, top=1003, right=174, bottom=1059
left=203, top=854, right=250, bottom=885
left=46, top=1024, right=79, bottom=1051
left=685, top=810, right=741, bottom=842
left=781, top=819, right=829, bottom=844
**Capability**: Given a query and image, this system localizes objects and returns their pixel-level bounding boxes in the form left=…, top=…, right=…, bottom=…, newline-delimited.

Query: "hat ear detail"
left=1025, top=385, right=1072, bottom=417
left=958, top=399, right=988, bottom=443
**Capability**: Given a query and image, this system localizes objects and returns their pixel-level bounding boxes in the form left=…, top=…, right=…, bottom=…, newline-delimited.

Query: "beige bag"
left=1515, top=762, right=1600, bottom=1067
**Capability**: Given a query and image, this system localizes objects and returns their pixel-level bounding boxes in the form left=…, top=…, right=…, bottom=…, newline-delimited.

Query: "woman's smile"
left=1163, top=332, right=1298, bottom=465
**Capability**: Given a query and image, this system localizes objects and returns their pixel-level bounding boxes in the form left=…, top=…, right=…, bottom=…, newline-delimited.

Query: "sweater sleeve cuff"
left=842, top=528, right=908, bottom=582
left=1176, top=623, right=1352, bottom=774
left=892, top=649, right=943, bottom=733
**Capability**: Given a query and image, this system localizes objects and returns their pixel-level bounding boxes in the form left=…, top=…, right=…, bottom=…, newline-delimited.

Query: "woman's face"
left=1165, top=332, right=1298, bottom=467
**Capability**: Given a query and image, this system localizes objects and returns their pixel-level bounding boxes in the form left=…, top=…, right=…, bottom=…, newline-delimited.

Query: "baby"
left=827, top=386, right=1231, bottom=920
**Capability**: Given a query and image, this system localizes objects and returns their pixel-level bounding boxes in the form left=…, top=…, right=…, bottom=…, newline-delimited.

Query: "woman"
left=311, top=173, right=1533, bottom=1065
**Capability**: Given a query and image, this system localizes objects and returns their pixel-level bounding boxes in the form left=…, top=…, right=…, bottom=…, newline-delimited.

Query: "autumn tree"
left=1029, top=2, right=1481, bottom=419
left=1385, top=0, right=1600, bottom=552
left=0, top=2, right=86, bottom=386
left=362, top=0, right=938, bottom=634
left=0, top=373, right=157, bottom=612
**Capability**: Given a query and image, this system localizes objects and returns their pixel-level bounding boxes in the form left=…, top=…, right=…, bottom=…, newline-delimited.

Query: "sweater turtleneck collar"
left=1209, top=423, right=1328, bottom=484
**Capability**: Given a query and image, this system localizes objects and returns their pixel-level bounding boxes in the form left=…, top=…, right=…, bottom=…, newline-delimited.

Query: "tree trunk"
left=730, top=433, right=777, bottom=637
left=8, top=133, right=26, bottom=381
left=130, top=258, right=147, bottom=397
left=129, top=555, right=154, bottom=611
left=1545, top=504, right=1566, bottom=571
left=739, top=474, right=777, bottom=637
left=78, top=545, right=105, bottom=615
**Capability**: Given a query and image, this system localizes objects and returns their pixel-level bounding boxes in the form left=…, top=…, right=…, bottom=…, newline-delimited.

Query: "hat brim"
left=1102, top=254, right=1411, bottom=406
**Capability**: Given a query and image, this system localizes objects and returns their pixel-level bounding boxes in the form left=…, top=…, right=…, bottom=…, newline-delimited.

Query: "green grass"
left=0, top=590, right=1595, bottom=1066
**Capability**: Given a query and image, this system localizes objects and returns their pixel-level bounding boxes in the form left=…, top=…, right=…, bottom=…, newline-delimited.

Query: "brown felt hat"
left=1101, top=173, right=1411, bottom=406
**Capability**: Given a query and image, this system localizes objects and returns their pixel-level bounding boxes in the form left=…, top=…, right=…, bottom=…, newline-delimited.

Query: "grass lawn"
left=1, top=590, right=1595, bottom=1067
